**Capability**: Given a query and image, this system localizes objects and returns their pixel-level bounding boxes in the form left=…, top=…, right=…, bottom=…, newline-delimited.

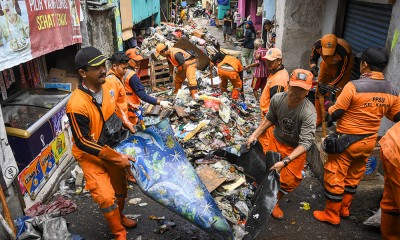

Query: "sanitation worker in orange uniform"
left=314, top=47, right=400, bottom=227
left=105, top=52, right=136, bottom=132
left=247, top=69, right=317, bottom=220
left=309, top=34, right=353, bottom=126
left=66, top=47, right=137, bottom=240
left=379, top=122, right=400, bottom=240
left=258, top=48, right=289, bottom=153
left=210, top=52, right=243, bottom=100
left=155, top=43, right=199, bottom=98
left=110, top=50, right=173, bottom=125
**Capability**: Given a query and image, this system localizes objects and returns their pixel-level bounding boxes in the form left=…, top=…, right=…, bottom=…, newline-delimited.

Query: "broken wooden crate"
left=150, top=59, right=173, bottom=89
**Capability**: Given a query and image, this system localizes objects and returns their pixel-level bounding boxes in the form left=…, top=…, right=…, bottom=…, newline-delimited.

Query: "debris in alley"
left=128, top=198, right=142, bottom=205
left=300, top=202, right=311, bottom=211
left=148, top=215, right=166, bottom=220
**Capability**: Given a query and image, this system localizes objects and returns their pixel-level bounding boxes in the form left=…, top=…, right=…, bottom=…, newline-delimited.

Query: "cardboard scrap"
left=197, top=165, right=227, bottom=192
left=174, top=37, right=210, bottom=71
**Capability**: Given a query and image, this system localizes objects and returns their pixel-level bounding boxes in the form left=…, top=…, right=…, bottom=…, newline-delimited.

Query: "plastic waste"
left=128, top=198, right=142, bottom=205
left=233, top=224, right=248, bottom=240
left=300, top=202, right=310, bottom=210
left=363, top=208, right=381, bottom=227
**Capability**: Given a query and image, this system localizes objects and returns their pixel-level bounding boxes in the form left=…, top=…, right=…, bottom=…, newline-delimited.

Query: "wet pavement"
left=63, top=168, right=380, bottom=239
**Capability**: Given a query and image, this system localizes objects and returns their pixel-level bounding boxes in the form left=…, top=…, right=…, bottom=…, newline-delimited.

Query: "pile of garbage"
left=131, top=18, right=264, bottom=237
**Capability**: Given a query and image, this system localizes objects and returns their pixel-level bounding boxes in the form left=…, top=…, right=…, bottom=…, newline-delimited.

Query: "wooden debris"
left=222, top=177, right=246, bottom=191
left=197, top=165, right=227, bottom=192
left=145, top=105, right=154, bottom=115
left=174, top=106, right=189, bottom=117
left=150, top=105, right=162, bottom=115
left=183, top=121, right=208, bottom=142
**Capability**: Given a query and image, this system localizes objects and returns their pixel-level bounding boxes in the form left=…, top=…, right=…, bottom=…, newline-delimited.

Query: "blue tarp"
left=114, top=120, right=233, bottom=239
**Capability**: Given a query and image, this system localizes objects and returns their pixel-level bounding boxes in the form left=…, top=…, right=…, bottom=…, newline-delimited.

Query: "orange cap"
left=262, top=48, right=282, bottom=61
left=155, top=43, right=167, bottom=57
left=289, top=69, right=313, bottom=90
left=321, top=34, right=337, bottom=56
left=126, top=48, right=143, bottom=61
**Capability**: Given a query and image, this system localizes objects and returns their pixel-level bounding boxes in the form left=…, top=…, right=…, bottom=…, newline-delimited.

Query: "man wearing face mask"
left=309, top=34, right=353, bottom=126
left=247, top=69, right=317, bottom=220
left=67, top=47, right=137, bottom=240
left=257, top=48, right=289, bottom=153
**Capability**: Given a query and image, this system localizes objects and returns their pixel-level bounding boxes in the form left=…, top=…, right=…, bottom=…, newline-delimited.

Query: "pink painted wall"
left=238, top=0, right=246, bottom=24
left=238, top=0, right=262, bottom=31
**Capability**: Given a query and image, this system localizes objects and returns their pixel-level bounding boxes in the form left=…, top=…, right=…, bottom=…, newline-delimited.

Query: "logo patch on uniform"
left=110, top=90, right=115, bottom=101
left=327, top=42, right=332, bottom=48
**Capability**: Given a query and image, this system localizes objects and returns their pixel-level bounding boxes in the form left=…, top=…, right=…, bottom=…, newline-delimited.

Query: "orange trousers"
left=258, top=127, right=274, bottom=153
left=323, top=134, right=377, bottom=201
left=267, top=135, right=307, bottom=194
left=78, top=153, right=128, bottom=216
left=380, top=150, right=400, bottom=240
left=175, top=60, right=198, bottom=91
left=218, top=69, right=243, bottom=100
left=315, top=59, right=352, bottom=126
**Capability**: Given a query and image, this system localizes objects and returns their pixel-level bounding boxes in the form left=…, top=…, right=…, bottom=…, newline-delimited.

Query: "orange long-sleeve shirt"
left=259, top=68, right=289, bottom=116
left=329, top=72, right=400, bottom=135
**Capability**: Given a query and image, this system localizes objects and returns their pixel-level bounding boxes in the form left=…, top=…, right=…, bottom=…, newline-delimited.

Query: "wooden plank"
left=197, top=165, right=227, bottom=193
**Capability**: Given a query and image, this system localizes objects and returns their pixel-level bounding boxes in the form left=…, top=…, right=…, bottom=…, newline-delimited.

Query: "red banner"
left=0, top=0, right=82, bottom=71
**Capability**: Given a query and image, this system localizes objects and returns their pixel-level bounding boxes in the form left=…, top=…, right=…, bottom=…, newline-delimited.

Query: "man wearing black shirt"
left=223, top=9, right=233, bottom=42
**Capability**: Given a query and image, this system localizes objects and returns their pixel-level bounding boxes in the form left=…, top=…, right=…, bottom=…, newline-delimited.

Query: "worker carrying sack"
left=323, top=132, right=372, bottom=154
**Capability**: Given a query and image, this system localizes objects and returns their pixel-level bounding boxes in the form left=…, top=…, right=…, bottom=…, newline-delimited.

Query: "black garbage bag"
left=214, top=141, right=266, bottom=185
left=244, top=152, right=281, bottom=240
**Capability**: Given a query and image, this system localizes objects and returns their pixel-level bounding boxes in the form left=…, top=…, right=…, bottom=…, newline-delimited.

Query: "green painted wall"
left=131, top=0, right=160, bottom=24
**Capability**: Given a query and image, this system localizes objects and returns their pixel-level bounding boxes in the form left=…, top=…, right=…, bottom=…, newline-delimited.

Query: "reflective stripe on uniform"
left=100, top=200, right=118, bottom=213
left=324, top=189, right=343, bottom=202
left=344, top=185, right=357, bottom=194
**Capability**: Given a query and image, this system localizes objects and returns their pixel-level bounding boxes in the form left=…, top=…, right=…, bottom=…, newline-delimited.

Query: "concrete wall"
left=321, top=0, right=338, bottom=36
left=275, top=0, right=326, bottom=72
left=378, top=0, right=400, bottom=135
left=87, top=9, right=116, bottom=57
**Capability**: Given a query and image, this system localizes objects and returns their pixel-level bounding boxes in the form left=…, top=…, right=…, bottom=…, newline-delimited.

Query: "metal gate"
left=342, top=0, right=393, bottom=79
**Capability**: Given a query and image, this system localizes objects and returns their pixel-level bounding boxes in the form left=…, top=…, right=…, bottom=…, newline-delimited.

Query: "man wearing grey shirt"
left=247, top=69, right=317, bottom=220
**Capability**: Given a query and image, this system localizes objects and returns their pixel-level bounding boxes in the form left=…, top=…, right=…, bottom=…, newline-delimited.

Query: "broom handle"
left=0, top=186, right=16, bottom=234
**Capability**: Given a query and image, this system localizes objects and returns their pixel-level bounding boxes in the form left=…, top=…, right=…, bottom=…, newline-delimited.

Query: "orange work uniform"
left=310, top=38, right=354, bottom=125
left=217, top=55, right=243, bottom=99
left=106, top=69, right=129, bottom=116
left=258, top=67, right=289, bottom=153
left=167, top=47, right=198, bottom=93
left=379, top=122, right=400, bottom=239
left=66, top=82, right=128, bottom=217
left=267, top=134, right=307, bottom=193
left=122, top=69, right=141, bottom=125
left=324, top=72, right=400, bottom=202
